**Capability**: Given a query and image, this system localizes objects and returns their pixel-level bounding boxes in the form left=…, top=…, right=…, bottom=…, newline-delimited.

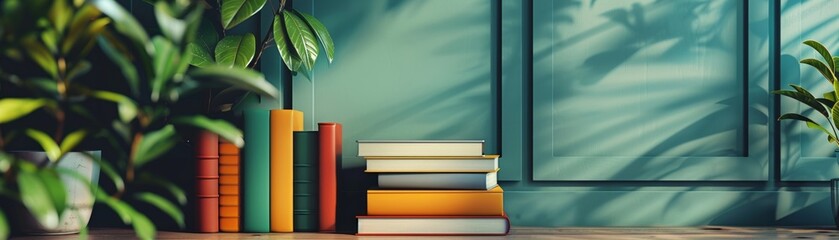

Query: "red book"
left=356, top=215, right=510, bottom=236
left=195, top=131, right=219, bottom=233
left=318, top=123, right=341, bottom=232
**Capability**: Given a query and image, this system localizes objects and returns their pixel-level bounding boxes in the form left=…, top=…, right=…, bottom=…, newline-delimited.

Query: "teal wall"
left=274, top=0, right=838, bottom=228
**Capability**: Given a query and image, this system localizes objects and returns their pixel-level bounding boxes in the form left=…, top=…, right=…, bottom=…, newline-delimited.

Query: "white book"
left=357, top=216, right=510, bottom=236
left=357, top=140, right=484, bottom=157
left=378, top=172, right=498, bottom=190
left=365, top=155, right=499, bottom=172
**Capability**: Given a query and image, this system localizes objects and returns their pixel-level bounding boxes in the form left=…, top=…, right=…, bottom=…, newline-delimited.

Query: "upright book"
left=293, top=131, right=319, bottom=232
left=357, top=140, right=484, bottom=157
left=270, top=109, right=303, bottom=232
left=218, top=140, right=240, bottom=232
left=243, top=109, right=270, bottom=232
left=317, top=122, right=341, bottom=232
left=357, top=215, right=510, bottom=236
left=367, top=186, right=504, bottom=216
left=195, top=131, right=219, bottom=233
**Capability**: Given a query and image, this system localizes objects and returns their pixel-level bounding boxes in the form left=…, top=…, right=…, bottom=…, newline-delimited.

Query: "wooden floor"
left=10, top=227, right=839, bottom=239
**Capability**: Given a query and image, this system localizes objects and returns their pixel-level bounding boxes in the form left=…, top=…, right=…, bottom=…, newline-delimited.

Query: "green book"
left=293, top=131, right=319, bottom=232
left=243, top=110, right=270, bottom=232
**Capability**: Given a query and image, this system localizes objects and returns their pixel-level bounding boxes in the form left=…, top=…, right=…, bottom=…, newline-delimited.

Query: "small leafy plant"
left=0, top=0, right=279, bottom=239
left=775, top=40, right=839, bottom=147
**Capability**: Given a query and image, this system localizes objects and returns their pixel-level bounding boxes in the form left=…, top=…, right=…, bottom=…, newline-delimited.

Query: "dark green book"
left=243, top=110, right=270, bottom=232
left=293, top=131, right=319, bottom=232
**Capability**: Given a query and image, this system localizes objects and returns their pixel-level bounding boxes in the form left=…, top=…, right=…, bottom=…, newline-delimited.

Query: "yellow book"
left=367, top=186, right=504, bottom=216
left=270, top=110, right=303, bottom=232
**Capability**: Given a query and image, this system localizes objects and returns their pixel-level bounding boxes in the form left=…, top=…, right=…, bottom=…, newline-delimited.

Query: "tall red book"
left=195, top=130, right=219, bottom=233
left=318, top=122, right=341, bottom=232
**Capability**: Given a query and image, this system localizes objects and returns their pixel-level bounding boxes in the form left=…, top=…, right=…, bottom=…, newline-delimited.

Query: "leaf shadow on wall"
left=516, top=0, right=780, bottom=226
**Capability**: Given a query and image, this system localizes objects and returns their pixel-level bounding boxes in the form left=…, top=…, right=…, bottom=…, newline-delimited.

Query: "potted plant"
left=774, top=39, right=839, bottom=227
left=0, top=0, right=279, bottom=239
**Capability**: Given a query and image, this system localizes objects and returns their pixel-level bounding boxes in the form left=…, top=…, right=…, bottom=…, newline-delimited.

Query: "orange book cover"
left=220, top=175, right=239, bottom=185
left=367, top=186, right=504, bottom=216
left=220, top=165, right=239, bottom=175
left=220, top=195, right=239, bottom=206
left=218, top=139, right=240, bottom=232
left=270, top=109, right=303, bottom=232
left=221, top=206, right=240, bottom=217
left=220, top=217, right=239, bottom=232
left=220, top=155, right=239, bottom=165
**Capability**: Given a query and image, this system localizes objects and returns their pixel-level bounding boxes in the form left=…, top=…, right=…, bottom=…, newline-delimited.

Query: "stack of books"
left=356, top=140, right=509, bottom=236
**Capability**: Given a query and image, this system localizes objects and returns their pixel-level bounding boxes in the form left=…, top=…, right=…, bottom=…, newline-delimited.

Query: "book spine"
left=317, top=122, right=340, bottom=232
left=270, top=110, right=303, bottom=232
left=293, top=131, right=319, bottom=232
left=195, top=130, right=219, bottom=233
left=219, top=140, right=240, bottom=232
left=366, top=189, right=504, bottom=216
left=243, top=110, right=270, bottom=232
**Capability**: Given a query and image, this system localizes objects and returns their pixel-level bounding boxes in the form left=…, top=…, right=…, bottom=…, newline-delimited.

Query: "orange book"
left=219, top=140, right=240, bottom=232
left=220, top=195, right=239, bottom=206
left=220, top=165, right=239, bottom=175
left=220, top=155, right=239, bottom=165
left=270, top=110, right=303, bottom=232
left=221, top=206, right=240, bottom=217
left=367, top=186, right=504, bottom=216
left=220, top=175, right=239, bottom=185
left=220, top=218, right=239, bottom=232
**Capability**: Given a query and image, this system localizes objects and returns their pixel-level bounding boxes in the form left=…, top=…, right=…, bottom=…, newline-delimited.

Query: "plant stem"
left=126, top=132, right=142, bottom=183
left=248, top=0, right=287, bottom=69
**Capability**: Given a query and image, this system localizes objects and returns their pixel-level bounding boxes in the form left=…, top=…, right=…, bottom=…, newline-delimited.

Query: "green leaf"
left=801, top=58, right=836, bottom=83
left=297, top=10, right=334, bottom=63
left=0, top=98, right=46, bottom=124
left=133, top=125, right=177, bottom=167
left=154, top=2, right=187, bottom=44
left=129, top=210, right=156, bottom=240
left=273, top=15, right=302, bottom=72
left=137, top=173, right=186, bottom=205
left=95, top=191, right=132, bottom=223
left=193, top=19, right=219, bottom=57
left=188, top=42, right=214, bottom=68
left=88, top=90, right=138, bottom=122
left=134, top=192, right=184, bottom=228
left=817, top=98, right=835, bottom=109
left=97, top=36, right=139, bottom=97
left=59, top=129, right=87, bottom=153
left=772, top=89, right=828, bottom=118
left=21, top=37, right=58, bottom=78
left=172, top=115, right=243, bottom=147
left=834, top=56, right=839, bottom=74
left=25, top=129, right=62, bottom=162
left=188, top=65, right=278, bottom=99
left=151, top=36, right=180, bottom=102
left=778, top=113, right=837, bottom=140
left=804, top=40, right=836, bottom=79
left=92, top=0, right=150, bottom=49
left=62, top=4, right=103, bottom=55
left=220, top=0, right=267, bottom=30
left=215, top=34, right=256, bottom=68
left=48, top=0, right=72, bottom=35
left=284, top=10, right=319, bottom=71
left=83, top=152, right=124, bottom=193
left=37, top=170, right=67, bottom=219
left=0, top=209, right=8, bottom=240
left=17, top=171, right=59, bottom=229
left=66, top=60, right=92, bottom=82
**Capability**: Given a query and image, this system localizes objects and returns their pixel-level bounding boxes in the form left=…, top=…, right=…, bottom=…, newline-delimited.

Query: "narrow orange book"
left=270, top=110, right=303, bottom=232
left=219, top=140, right=240, bottom=232
left=367, top=186, right=504, bottom=216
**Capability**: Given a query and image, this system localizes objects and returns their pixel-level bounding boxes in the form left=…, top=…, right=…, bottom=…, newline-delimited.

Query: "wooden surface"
left=10, top=227, right=839, bottom=239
